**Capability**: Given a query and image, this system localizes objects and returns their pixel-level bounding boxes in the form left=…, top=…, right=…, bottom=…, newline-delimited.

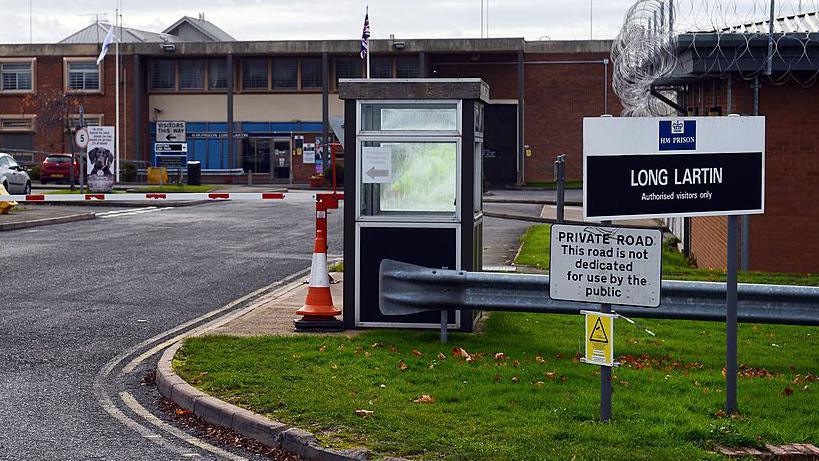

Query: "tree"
left=21, top=88, right=84, bottom=153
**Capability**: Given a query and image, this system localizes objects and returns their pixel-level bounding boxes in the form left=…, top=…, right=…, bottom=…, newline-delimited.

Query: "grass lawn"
left=136, top=184, right=215, bottom=193
left=176, top=314, right=819, bottom=460
left=46, top=189, right=125, bottom=194
left=515, top=224, right=819, bottom=286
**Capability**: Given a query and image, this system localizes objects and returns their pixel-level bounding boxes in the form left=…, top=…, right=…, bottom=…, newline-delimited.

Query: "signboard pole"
left=79, top=107, right=85, bottom=193
left=600, top=218, right=613, bottom=422
left=555, top=154, right=565, bottom=223
left=726, top=216, right=739, bottom=414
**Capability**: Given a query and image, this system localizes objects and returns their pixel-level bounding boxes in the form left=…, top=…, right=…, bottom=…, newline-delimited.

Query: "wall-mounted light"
left=161, top=43, right=176, bottom=52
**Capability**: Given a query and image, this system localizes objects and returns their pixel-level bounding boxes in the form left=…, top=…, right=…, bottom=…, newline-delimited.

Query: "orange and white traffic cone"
left=294, top=230, right=343, bottom=332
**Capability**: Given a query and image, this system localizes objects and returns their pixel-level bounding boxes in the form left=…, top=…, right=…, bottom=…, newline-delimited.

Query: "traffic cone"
left=294, top=230, right=343, bottom=332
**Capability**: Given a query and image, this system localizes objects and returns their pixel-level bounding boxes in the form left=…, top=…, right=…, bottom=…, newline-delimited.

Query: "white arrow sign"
left=362, top=147, right=392, bottom=184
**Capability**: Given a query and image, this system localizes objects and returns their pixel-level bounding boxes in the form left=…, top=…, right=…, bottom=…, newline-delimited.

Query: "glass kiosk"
left=339, top=79, right=488, bottom=331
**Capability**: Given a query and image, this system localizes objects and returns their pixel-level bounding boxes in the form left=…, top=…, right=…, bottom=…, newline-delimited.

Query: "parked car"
left=0, top=153, right=32, bottom=195
left=40, top=154, right=80, bottom=185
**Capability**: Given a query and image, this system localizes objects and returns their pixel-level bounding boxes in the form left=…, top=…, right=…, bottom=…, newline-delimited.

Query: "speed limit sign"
left=74, top=127, right=89, bottom=149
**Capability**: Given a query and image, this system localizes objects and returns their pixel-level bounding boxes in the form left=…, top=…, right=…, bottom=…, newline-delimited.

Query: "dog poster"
left=87, top=126, right=115, bottom=192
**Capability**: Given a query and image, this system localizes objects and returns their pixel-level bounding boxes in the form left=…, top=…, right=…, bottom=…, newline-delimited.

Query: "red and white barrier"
left=0, top=192, right=318, bottom=202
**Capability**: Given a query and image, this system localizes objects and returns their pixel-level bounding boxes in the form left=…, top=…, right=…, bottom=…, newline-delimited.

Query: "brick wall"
left=430, top=51, right=620, bottom=183
left=686, top=77, right=819, bottom=274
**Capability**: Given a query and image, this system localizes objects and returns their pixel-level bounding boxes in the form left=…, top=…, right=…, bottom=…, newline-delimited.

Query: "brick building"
left=0, top=17, right=615, bottom=185
left=652, top=14, right=819, bottom=274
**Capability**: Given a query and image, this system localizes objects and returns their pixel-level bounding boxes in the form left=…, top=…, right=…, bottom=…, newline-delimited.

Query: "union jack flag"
left=360, top=8, right=370, bottom=60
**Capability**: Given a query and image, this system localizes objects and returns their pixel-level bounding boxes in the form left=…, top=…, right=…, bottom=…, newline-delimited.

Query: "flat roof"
left=0, top=38, right=614, bottom=57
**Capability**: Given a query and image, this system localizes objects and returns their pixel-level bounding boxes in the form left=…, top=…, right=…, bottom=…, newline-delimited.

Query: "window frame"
left=64, top=58, right=102, bottom=94
left=270, top=58, right=298, bottom=91
left=0, top=115, right=36, bottom=132
left=150, top=59, right=177, bottom=92
left=333, top=57, right=363, bottom=90
left=178, top=59, right=206, bottom=92
left=208, top=59, right=228, bottom=91
left=0, top=58, right=36, bottom=94
left=299, top=57, right=322, bottom=91
left=68, top=114, right=104, bottom=128
left=241, top=58, right=270, bottom=92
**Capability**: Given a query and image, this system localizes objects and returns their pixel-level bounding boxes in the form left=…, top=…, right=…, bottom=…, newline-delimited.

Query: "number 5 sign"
left=74, top=127, right=89, bottom=149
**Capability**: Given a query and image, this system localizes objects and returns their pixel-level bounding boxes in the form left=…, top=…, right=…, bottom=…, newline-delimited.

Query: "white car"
left=0, top=153, right=32, bottom=195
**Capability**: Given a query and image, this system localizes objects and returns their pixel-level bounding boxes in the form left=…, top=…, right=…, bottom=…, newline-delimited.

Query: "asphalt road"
left=0, top=193, right=536, bottom=460
left=0, top=196, right=343, bottom=460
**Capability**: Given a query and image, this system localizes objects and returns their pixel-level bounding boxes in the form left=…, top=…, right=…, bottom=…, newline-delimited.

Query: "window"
left=208, top=59, right=228, bottom=90
left=67, top=61, right=100, bottom=91
left=1, top=61, right=33, bottom=91
left=334, top=58, right=361, bottom=86
left=370, top=57, right=392, bottom=78
left=69, top=115, right=102, bottom=128
left=0, top=115, right=35, bottom=151
left=271, top=58, right=297, bottom=90
left=300, top=58, right=322, bottom=89
left=151, top=60, right=176, bottom=91
left=395, top=57, right=420, bottom=78
left=242, top=59, right=268, bottom=90
left=362, top=103, right=458, bottom=132
left=179, top=60, right=205, bottom=90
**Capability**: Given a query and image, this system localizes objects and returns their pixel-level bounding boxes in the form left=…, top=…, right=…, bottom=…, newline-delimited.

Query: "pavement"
left=0, top=205, right=96, bottom=231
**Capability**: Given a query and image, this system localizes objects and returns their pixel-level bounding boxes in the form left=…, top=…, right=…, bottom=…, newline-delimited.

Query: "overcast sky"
left=0, top=0, right=636, bottom=44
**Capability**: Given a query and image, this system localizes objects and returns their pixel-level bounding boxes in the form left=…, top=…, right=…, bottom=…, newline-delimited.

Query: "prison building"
left=0, top=16, right=615, bottom=185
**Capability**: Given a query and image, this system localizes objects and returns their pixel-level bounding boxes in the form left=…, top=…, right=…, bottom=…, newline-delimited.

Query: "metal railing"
left=379, top=259, right=819, bottom=326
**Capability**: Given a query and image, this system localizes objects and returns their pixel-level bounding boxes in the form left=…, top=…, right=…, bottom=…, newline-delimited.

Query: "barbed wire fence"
left=612, top=0, right=819, bottom=116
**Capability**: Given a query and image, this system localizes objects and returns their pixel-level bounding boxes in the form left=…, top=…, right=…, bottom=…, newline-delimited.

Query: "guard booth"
left=339, top=78, right=488, bottom=331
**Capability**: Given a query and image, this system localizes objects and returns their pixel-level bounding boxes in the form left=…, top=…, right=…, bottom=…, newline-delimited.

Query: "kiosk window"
left=360, top=141, right=457, bottom=216
left=361, top=103, right=457, bottom=132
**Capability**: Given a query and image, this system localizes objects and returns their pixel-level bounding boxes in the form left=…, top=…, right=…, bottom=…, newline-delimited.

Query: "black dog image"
left=88, top=147, right=114, bottom=176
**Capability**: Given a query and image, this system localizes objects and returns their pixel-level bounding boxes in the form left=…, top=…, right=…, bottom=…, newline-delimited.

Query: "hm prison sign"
left=583, top=116, right=765, bottom=220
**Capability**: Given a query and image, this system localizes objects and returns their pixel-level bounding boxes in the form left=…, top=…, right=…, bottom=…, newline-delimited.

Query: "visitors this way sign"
left=583, top=116, right=765, bottom=220
left=549, top=224, right=662, bottom=307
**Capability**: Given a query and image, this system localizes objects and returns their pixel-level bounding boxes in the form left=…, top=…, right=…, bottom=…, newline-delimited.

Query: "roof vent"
left=198, top=12, right=205, bottom=21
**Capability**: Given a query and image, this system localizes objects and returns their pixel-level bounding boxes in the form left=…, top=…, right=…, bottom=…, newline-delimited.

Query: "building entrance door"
left=243, top=138, right=272, bottom=175
left=483, top=103, right=518, bottom=185
left=272, top=140, right=291, bottom=181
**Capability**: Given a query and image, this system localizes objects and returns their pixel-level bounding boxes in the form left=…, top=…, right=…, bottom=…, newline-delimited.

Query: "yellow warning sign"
left=581, top=311, right=616, bottom=367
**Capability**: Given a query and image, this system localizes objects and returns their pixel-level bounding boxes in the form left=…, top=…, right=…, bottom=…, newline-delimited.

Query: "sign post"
left=583, top=115, right=766, bottom=417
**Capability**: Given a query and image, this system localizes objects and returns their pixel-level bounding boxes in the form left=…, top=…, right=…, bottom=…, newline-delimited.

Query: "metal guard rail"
left=379, top=259, right=819, bottom=326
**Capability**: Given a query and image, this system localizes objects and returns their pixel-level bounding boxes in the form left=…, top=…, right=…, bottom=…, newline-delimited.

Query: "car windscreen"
left=46, top=156, right=71, bottom=163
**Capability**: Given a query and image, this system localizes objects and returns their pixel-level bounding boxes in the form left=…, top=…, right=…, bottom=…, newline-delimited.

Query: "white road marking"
left=120, top=391, right=246, bottom=461
left=98, top=206, right=176, bottom=219
left=93, top=267, right=311, bottom=459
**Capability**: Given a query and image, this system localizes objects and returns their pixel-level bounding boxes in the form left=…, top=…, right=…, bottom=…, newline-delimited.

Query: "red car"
left=41, top=154, right=80, bottom=184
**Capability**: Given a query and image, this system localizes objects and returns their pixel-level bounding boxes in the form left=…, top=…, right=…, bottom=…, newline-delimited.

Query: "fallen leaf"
left=714, top=409, right=726, bottom=418
left=379, top=384, right=386, bottom=388
left=511, top=376, right=520, bottom=383
left=355, top=409, right=374, bottom=418
left=495, top=352, right=506, bottom=360
left=534, top=381, right=545, bottom=386
left=535, top=356, right=545, bottom=364
left=555, top=353, right=565, bottom=359
left=721, top=367, right=727, bottom=378
left=512, top=360, right=521, bottom=368
left=331, top=363, right=338, bottom=370
left=437, top=352, right=447, bottom=360
left=371, top=342, right=384, bottom=348
left=783, top=387, right=794, bottom=396
left=412, top=349, right=423, bottom=357
left=428, top=362, right=435, bottom=369
left=413, top=394, right=435, bottom=404
left=452, top=347, right=470, bottom=358
left=492, top=374, right=502, bottom=382
left=318, top=345, right=326, bottom=352
left=389, top=345, right=398, bottom=353
left=175, top=409, right=192, bottom=416
left=364, top=351, right=371, bottom=358
left=398, top=360, right=409, bottom=371
left=545, top=371, right=556, bottom=380
left=560, top=375, right=568, bottom=383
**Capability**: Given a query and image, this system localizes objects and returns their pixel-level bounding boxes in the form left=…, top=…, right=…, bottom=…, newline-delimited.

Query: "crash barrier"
left=379, top=259, right=819, bottom=326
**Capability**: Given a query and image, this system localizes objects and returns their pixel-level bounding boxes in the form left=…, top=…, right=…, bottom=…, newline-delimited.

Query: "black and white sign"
left=156, top=121, right=186, bottom=142
left=156, top=154, right=187, bottom=170
left=74, top=128, right=89, bottom=149
left=549, top=224, right=662, bottom=307
left=87, top=126, right=115, bottom=192
left=583, top=116, right=765, bottom=220
left=155, top=142, right=188, bottom=153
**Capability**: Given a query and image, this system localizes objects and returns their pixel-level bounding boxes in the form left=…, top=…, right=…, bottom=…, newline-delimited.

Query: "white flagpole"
left=115, top=8, right=120, bottom=183
left=366, top=50, right=370, bottom=79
